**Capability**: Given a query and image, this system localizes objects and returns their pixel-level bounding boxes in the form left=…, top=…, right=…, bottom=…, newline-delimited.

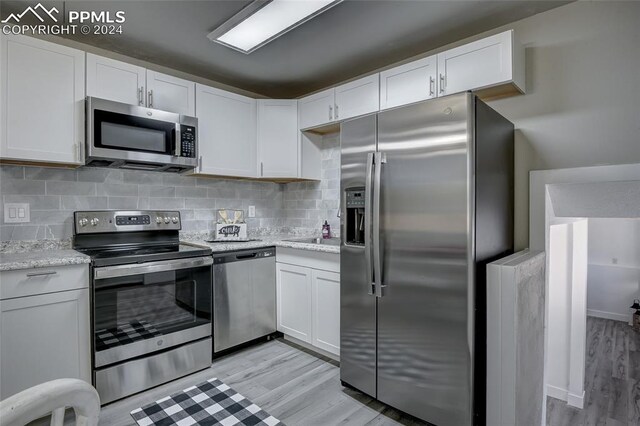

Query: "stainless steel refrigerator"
left=340, top=92, right=514, bottom=426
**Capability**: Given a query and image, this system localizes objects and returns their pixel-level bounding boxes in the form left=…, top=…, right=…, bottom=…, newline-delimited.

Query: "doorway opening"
left=542, top=178, right=640, bottom=425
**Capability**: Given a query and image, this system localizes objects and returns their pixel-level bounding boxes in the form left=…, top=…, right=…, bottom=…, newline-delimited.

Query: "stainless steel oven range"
left=73, top=210, right=212, bottom=404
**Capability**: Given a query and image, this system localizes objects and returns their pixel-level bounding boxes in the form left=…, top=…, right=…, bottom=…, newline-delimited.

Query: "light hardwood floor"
left=547, top=317, right=640, bottom=426
left=99, top=338, right=429, bottom=425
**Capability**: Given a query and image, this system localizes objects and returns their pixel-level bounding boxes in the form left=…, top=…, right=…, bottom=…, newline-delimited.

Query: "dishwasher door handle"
left=236, top=253, right=257, bottom=260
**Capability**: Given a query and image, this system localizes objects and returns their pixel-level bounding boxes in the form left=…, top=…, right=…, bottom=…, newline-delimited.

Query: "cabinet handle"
left=148, top=90, right=153, bottom=108
left=260, top=161, right=264, bottom=177
left=138, top=87, right=144, bottom=105
left=26, top=271, right=57, bottom=278
left=77, top=142, right=83, bottom=162
left=335, top=104, right=339, bottom=119
left=439, top=73, right=446, bottom=94
left=198, top=155, right=203, bottom=172
left=329, top=105, right=333, bottom=120
left=429, top=76, right=435, bottom=97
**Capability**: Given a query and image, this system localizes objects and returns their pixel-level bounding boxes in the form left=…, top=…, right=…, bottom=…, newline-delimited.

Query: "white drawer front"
left=0, top=264, right=89, bottom=300
left=276, top=248, right=339, bottom=273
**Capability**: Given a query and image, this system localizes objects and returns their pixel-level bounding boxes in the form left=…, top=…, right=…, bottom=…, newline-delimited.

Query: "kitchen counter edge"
left=186, top=237, right=341, bottom=255
left=0, top=250, right=91, bottom=272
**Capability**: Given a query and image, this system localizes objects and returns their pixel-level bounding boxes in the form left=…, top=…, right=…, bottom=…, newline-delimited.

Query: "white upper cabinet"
left=87, top=54, right=195, bottom=115
left=86, top=53, right=145, bottom=106
left=298, top=75, right=379, bottom=131
left=195, top=84, right=257, bottom=178
left=257, top=100, right=298, bottom=178
left=334, top=74, right=379, bottom=121
left=298, top=88, right=335, bottom=130
left=146, top=70, right=195, bottom=116
left=437, top=30, right=524, bottom=97
left=379, top=55, right=437, bottom=110
left=1, top=35, right=85, bottom=165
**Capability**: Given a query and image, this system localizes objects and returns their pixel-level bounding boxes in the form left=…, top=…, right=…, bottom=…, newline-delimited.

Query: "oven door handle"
left=94, top=256, right=213, bottom=280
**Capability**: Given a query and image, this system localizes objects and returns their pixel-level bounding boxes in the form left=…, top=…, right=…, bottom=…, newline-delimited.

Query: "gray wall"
left=488, top=0, right=640, bottom=250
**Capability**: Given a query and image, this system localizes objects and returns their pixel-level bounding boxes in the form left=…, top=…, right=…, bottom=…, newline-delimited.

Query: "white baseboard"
left=546, top=385, right=585, bottom=409
left=546, top=384, right=568, bottom=402
left=567, top=390, right=585, bottom=409
left=587, top=309, right=629, bottom=323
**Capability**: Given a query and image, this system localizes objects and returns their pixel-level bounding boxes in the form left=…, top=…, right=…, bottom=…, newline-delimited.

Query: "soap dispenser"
left=322, top=221, right=331, bottom=239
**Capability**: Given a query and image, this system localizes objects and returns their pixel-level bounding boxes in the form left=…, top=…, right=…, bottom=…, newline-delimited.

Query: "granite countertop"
left=0, top=249, right=91, bottom=272
left=0, top=233, right=339, bottom=272
left=185, top=234, right=341, bottom=254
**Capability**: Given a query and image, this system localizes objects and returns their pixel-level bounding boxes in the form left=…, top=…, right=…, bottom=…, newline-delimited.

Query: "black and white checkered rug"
left=130, top=378, right=282, bottom=426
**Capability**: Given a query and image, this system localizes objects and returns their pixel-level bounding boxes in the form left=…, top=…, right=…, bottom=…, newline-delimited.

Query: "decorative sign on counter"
left=213, top=209, right=248, bottom=241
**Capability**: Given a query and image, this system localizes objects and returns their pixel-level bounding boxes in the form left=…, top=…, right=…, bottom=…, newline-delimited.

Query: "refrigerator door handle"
left=364, top=152, right=375, bottom=296
left=373, top=152, right=386, bottom=298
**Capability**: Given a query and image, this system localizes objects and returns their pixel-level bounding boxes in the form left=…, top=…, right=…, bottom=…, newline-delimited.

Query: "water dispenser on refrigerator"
left=345, top=188, right=366, bottom=245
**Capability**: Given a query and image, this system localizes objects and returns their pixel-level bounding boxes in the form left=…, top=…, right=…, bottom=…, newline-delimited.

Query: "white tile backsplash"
left=0, top=135, right=341, bottom=241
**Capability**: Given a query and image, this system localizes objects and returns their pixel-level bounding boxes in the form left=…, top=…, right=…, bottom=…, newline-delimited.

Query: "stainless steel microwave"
left=86, top=97, right=198, bottom=173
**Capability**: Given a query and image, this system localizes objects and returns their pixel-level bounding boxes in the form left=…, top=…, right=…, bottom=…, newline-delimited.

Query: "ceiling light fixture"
left=207, top=0, right=342, bottom=54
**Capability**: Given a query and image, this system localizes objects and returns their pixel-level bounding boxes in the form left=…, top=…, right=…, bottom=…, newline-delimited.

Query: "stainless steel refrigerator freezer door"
left=340, top=113, right=377, bottom=397
left=376, top=93, right=474, bottom=426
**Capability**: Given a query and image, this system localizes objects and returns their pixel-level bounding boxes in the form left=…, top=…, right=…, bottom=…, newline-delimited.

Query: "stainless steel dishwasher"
left=212, top=247, right=276, bottom=353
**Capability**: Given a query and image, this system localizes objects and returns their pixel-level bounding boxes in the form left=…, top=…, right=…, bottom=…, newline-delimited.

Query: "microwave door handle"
left=174, top=124, right=181, bottom=157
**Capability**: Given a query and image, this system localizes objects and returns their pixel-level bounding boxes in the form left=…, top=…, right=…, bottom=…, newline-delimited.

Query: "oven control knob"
left=156, top=216, right=162, bottom=224
left=79, top=218, right=88, bottom=227
left=90, top=218, right=100, bottom=227
left=171, top=217, right=178, bottom=224
left=164, top=217, right=170, bottom=224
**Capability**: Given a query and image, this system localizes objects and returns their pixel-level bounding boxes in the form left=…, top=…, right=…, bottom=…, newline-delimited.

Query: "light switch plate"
left=4, top=203, right=30, bottom=223
left=248, top=205, right=256, bottom=218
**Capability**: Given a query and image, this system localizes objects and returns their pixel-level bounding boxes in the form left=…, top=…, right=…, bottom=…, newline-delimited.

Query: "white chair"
left=0, top=379, right=100, bottom=426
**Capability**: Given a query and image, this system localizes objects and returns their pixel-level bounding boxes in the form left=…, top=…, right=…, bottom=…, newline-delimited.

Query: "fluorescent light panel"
left=209, top=0, right=341, bottom=54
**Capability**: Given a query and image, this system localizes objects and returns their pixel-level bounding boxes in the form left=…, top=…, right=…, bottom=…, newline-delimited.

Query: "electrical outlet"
left=612, top=257, right=618, bottom=265
left=248, top=205, right=256, bottom=218
left=4, top=203, right=30, bottom=223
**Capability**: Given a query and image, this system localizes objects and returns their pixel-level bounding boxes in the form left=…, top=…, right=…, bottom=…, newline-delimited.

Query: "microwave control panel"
left=180, top=125, right=196, bottom=158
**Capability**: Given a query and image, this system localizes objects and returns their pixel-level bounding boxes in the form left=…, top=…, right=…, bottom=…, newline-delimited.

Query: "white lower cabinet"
left=276, top=263, right=312, bottom=342
left=276, top=249, right=340, bottom=356
left=311, top=269, right=340, bottom=355
left=0, top=265, right=91, bottom=400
